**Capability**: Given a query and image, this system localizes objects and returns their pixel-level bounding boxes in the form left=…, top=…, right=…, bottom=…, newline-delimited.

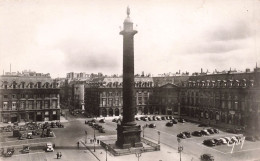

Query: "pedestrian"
left=59, top=152, right=62, bottom=158
left=90, top=139, right=92, bottom=143
left=56, top=152, right=59, bottom=159
left=53, top=143, right=55, bottom=149
left=77, top=141, right=80, bottom=149
left=97, top=139, right=99, bottom=144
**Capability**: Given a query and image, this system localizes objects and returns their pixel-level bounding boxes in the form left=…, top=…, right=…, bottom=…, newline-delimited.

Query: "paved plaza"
left=1, top=115, right=260, bottom=161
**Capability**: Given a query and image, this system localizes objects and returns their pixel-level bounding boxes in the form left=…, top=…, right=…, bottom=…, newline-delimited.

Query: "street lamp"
left=135, top=150, right=142, bottom=161
left=177, top=137, right=183, bottom=161
left=158, top=131, right=160, bottom=144
left=94, top=128, right=96, bottom=152
left=142, top=125, right=146, bottom=138
left=106, top=145, right=108, bottom=161
left=85, top=130, right=87, bottom=144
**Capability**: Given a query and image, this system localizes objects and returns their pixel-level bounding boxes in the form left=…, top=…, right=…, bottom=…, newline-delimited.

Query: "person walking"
left=56, top=152, right=59, bottom=159
left=77, top=141, right=80, bottom=149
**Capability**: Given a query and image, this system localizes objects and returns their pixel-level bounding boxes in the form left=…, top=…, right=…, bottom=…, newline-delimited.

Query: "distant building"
left=0, top=70, right=60, bottom=123
left=84, top=76, right=186, bottom=117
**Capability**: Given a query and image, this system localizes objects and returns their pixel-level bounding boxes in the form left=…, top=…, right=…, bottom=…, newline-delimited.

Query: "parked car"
left=231, top=136, right=239, bottom=143
left=32, top=130, right=40, bottom=136
left=213, top=139, right=222, bottom=145
left=56, top=122, right=64, bottom=128
left=99, top=128, right=105, bottom=133
left=112, top=118, right=117, bottom=122
left=166, top=122, right=173, bottom=127
left=169, top=116, right=173, bottom=120
left=46, top=142, right=54, bottom=152
left=200, top=154, right=214, bottom=161
left=192, top=131, right=202, bottom=137
left=3, top=147, right=15, bottom=157
left=213, top=128, right=219, bottom=134
left=182, top=131, right=191, bottom=138
left=245, top=136, right=256, bottom=142
left=219, top=138, right=228, bottom=145
left=149, top=123, right=156, bottom=128
left=135, top=117, right=141, bottom=121
left=224, top=137, right=233, bottom=144
left=165, top=116, right=170, bottom=120
left=99, top=119, right=105, bottom=123
left=198, top=124, right=207, bottom=127
left=19, top=133, right=27, bottom=140
left=21, top=146, right=30, bottom=153
left=171, top=119, right=178, bottom=124
left=201, top=130, right=210, bottom=136
left=177, top=133, right=187, bottom=139
left=178, top=118, right=186, bottom=123
left=161, top=116, right=166, bottom=120
left=148, top=117, right=152, bottom=121
left=207, top=129, right=215, bottom=134
left=143, top=117, right=148, bottom=121
left=203, top=139, right=216, bottom=147
left=156, top=116, right=161, bottom=121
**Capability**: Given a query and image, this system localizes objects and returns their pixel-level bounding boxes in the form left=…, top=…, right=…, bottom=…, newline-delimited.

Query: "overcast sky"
left=0, top=0, right=259, bottom=78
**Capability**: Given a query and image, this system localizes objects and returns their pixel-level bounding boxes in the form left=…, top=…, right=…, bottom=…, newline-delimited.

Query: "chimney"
left=201, top=68, right=203, bottom=74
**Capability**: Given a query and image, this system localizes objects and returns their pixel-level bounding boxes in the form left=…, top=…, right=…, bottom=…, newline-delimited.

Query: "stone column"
left=116, top=7, right=142, bottom=149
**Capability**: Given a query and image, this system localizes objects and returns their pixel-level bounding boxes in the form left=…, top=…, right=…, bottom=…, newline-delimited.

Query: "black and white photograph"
left=0, top=0, right=260, bottom=161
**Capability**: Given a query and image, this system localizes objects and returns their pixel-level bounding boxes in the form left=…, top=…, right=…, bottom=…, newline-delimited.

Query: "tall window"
left=3, top=102, right=8, bottom=110
left=20, top=101, right=25, bottom=110
left=45, top=101, right=49, bottom=108
left=36, top=101, right=41, bottom=109
left=52, top=101, right=57, bottom=108
left=28, top=101, right=33, bottom=109
left=12, top=102, right=17, bottom=110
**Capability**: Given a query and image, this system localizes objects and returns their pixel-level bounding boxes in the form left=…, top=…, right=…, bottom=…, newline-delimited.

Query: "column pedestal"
left=116, top=124, right=143, bottom=149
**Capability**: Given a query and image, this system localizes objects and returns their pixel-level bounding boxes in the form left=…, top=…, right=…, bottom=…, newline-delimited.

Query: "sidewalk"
left=80, top=137, right=199, bottom=161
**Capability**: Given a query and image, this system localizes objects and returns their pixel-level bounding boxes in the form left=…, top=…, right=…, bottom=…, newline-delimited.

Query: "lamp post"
left=106, top=145, right=108, bottom=161
left=177, top=137, right=183, bottom=161
left=142, top=125, right=146, bottom=138
left=158, top=131, right=160, bottom=144
left=94, top=128, right=96, bottom=152
left=135, top=150, right=142, bottom=161
left=85, top=130, right=87, bottom=144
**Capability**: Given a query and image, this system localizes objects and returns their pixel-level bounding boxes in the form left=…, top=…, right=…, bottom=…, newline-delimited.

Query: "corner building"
left=0, top=72, right=61, bottom=123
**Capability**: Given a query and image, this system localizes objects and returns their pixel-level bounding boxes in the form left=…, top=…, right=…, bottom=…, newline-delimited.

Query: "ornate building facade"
left=84, top=77, right=182, bottom=117
left=0, top=71, right=61, bottom=123
left=180, top=68, right=260, bottom=133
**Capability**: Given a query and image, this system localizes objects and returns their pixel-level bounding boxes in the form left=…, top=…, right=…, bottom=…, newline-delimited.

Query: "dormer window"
left=37, top=82, right=41, bottom=88
left=46, top=83, right=49, bottom=88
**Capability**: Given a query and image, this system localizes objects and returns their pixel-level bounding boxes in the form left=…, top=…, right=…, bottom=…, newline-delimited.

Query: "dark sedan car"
left=207, top=129, right=215, bottom=134
left=178, top=118, right=186, bottom=123
left=166, top=122, right=173, bottom=127
left=192, top=131, right=202, bottom=137
left=203, top=139, right=216, bottom=147
left=201, top=130, right=210, bottom=136
left=182, top=131, right=191, bottom=138
left=198, top=124, right=207, bottom=127
left=213, top=128, right=219, bottom=134
left=200, top=154, right=214, bottom=161
left=171, top=119, right=178, bottom=124
left=149, top=123, right=156, bottom=128
left=177, top=133, right=187, bottom=139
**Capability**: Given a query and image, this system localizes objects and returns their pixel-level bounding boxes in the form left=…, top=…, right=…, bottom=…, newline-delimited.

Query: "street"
left=1, top=115, right=260, bottom=161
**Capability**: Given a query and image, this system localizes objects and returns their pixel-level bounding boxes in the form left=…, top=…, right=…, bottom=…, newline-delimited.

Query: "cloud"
left=208, top=20, right=252, bottom=41
left=191, top=41, right=241, bottom=54
left=55, top=38, right=120, bottom=72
